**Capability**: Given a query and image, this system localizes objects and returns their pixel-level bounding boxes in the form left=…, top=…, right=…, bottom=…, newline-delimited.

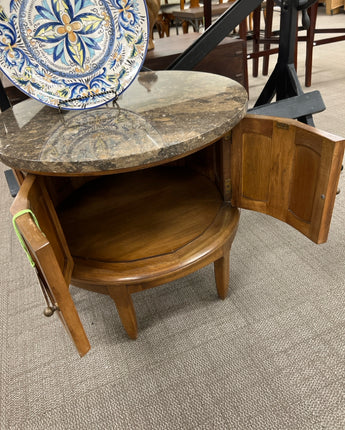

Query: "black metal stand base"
left=168, top=0, right=323, bottom=125
left=252, top=0, right=321, bottom=125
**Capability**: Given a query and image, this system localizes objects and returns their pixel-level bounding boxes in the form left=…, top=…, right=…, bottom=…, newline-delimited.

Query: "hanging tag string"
left=12, top=209, right=43, bottom=267
left=12, top=209, right=58, bottom=316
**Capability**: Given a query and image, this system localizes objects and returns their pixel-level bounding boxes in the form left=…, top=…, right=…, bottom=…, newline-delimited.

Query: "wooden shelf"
left=57, top=166, right=240, bottom=290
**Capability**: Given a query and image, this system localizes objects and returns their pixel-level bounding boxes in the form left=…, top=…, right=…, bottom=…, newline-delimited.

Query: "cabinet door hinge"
left=276, top=122, right=289, bottom=130
left=224, top=178, right=232, bottom=200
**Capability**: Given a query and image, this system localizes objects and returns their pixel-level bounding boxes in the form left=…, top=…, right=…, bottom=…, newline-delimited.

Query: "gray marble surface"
left=0, top=71, right=247, bottom=175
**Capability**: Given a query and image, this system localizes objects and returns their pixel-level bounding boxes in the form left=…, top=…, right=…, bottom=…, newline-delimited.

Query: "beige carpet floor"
left=1, top=5, right=345, bottom=429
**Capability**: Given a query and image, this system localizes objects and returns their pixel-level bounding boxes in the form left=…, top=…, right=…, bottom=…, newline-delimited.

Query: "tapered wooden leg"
left=108, top=286, right=138, bottom=339
left=214, top=248, right=230, bottom=300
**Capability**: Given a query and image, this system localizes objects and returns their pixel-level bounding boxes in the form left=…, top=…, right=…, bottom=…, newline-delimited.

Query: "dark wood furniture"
left=303, top=2, right=345, bottom=87
left=0, top=73, right=29, bottom=107
left=244, top=1, right=345, bottom=88
left=144, top=33, right=248, bottom=90
left=171, top=2, right=233, bottom=33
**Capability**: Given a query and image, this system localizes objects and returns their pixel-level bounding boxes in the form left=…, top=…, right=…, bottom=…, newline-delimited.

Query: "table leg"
left=108, top=286, right=138, bottom=339
left=214, top=245, right=230, bottom=300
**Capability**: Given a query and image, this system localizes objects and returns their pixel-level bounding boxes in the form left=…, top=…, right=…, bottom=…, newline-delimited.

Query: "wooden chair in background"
left=302, top=1, right=345, bottom=86
left=240, top=0, right=282, bottom=80
left=245, top=0, right=345, bottom=88
left=169, top=0, right=236, bottom=34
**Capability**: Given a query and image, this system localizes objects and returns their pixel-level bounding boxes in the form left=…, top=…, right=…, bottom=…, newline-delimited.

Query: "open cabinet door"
left=231, top=115, right=345, bottom=244
left=11, top=175, right=90, bottom=356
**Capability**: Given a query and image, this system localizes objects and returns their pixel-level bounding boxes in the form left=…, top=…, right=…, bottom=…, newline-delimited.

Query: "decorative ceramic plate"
left=0, top=0, right=148, bottom=109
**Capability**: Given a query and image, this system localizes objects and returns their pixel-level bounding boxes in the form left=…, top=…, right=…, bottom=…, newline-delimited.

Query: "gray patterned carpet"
left=1, top=6, right=345, bottom=429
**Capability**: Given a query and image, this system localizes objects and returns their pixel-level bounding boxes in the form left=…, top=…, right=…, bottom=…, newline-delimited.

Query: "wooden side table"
left=3, top=71, right=248, bottom=353
left=3, top=71, right=344, bottom=355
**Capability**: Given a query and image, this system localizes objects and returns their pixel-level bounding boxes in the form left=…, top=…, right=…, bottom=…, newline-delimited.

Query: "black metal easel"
left=168, top=0, right=324, bottom=125
left=253, top=0, right=319, bottom=125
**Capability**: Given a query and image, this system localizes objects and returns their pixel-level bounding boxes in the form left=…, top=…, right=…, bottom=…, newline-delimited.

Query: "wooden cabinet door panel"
left=231, top=115, right=345, bottom=243
left=11, top=175, right=90, bottom=356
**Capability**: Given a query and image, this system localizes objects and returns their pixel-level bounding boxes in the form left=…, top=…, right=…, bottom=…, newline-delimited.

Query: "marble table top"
left=0, top=70, right=247, bottom=175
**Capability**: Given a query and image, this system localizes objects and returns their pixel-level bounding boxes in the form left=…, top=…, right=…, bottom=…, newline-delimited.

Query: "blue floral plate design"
left=0, top=0, right=148, bottom=109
